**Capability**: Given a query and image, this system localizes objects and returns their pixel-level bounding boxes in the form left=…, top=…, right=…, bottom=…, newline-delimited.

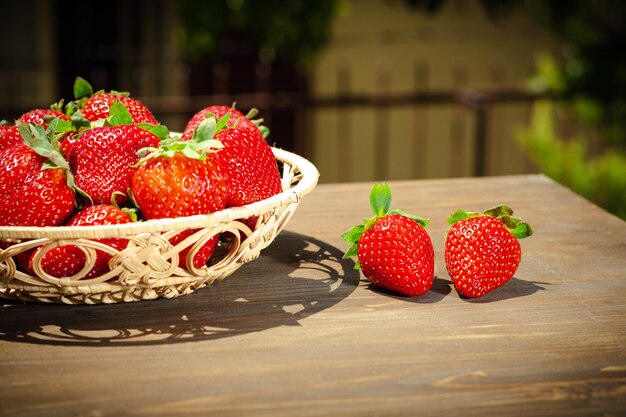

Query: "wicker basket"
left=0, top=148, right=319, bottom=304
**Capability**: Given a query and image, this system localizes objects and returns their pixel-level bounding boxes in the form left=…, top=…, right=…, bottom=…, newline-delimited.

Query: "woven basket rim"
left=0, top=147, right=319, bottom=240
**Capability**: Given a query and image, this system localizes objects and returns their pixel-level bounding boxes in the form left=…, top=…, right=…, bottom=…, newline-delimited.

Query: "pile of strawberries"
left=342, top=184, right=534, bottom=299
left=0, top=77, right=282, bottom=278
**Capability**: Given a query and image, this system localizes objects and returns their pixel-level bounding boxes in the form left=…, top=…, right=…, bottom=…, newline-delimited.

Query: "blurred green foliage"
left=176, top=0, right=342, bottom=65
left=408, top=0, right=626, bottom=145
left=409, top=0, right=625, bottom=217
left=519, top=101, right=626, bottom=220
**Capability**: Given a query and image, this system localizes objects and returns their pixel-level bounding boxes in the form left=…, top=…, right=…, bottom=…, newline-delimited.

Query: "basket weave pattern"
left=0, top=148, right=318, bottom=304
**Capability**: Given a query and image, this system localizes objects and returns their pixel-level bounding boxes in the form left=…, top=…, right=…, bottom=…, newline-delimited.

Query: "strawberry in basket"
left=22, top=205, right=135, bottom=279
left=0, top=124, right=22, bottom=152
left=68, top=101, right=164, bottom=206
left=131, top=117, right=228, bottom=270
left=186, top=111, right=282, bottom=230
left=71, top=76, right=158, bottom=125
left=0, top=119, right=77, bottom=227
left=181, top=104, right=269, bottom=140
left=18, top=108, right=70, bottom=127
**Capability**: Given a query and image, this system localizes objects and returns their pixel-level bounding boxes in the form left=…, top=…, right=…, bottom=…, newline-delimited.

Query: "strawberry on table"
left=131, top=117, right=228, bottom=270
left=0, top=120, right=77, bottom=227
left=444, top=205, right=533, bottom=298
left=342, top=183, right=435, bottom=297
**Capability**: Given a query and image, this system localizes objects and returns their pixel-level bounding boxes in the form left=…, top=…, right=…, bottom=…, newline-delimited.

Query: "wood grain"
left=1, top=174, right=625, bottom=417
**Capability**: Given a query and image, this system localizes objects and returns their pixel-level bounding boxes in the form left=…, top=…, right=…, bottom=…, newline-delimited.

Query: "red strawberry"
left=342, top=183, right=434, bottom=297
left=182, top=105, right=267, bottom=141
left=0, top=125, right=22, bottom=152
left=82, top=93, right=158, bottom=124
left=444, top=205, right=533, bottom=298
left=69, top=105, right=162, bottom=205
left=189, top=113, right=282, bottom=229
left=25, top=205, right=134, bottom=279
left=215, top=127, right=282, bottom=207
left=72, top=76, right=158, bottom=124
left=18, top=109, right=70, bottom=127
left=25, top=246, right=87, bottom=278
left=131, top=123, right=228, bottom=269
left=0, top=122, right=76, bottom=227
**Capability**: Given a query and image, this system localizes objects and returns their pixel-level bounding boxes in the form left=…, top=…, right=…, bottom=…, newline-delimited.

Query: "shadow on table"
left=366, top=275, right=548, bottom=303
left=463, top=277, right=550, bottom=303
left=366, top=277, right=453, bottom=303
left=0, top=231, right=359, bottom=347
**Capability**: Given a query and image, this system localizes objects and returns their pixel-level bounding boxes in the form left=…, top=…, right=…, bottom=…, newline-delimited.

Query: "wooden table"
left=1, top=174, right=625, bottom=416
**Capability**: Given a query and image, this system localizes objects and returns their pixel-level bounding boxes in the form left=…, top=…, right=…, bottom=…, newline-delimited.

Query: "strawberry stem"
left=447, top=205, right=533, bottom=239
left=136, top=116, right=225, bottom=164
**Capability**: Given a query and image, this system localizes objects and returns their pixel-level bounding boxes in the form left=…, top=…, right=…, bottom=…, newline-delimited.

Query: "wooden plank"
left=1, top=174, right=625, bottom=417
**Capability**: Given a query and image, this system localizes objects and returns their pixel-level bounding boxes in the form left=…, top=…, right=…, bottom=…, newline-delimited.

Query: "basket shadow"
left=0, top=231, right=359, bottom=347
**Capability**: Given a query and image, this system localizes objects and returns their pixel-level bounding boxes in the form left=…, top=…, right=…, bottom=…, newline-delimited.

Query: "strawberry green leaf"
left=259, top=125, right=270, bottom=139
left=484, top=205, right=514, bottom=218
left=500, top=215, right=533, bottom=239
left=71, top=116, right=91, bottom=131
left=510, top=222, right=533, bottom=239
left=215, top=112, right=231, bottom=132
left=137, top=123, right=169, bottom=140
left=122, top=207, right=139, bottom=222
left=364, top=216, right=378, bottom=231
left=107, top=100, right=133, bottom=126
left=53, top=118, right=73, bottom=133
left=341, top=224, right=365, bottom=244
left=342, top=242, right=358, bottom=259
left=370, top=183, right=392, bottom=217
left=110, top=89, right=130, bottom=97
left=65, top=101, right=78, bottom=117
left=194, top=116, right=217, bottom=142
left=390, top=209, right=429, bottom=228
left=245, top=108, right=259, bottom=119
left=73, top=76, right=93, bottom=100
left=246, top=108, right=270, bottom=138
left=447, top=209, right=480, bottom=225
left=50, top=99, right=64, bottom=112
left=182, top=146, right=203, bottom=160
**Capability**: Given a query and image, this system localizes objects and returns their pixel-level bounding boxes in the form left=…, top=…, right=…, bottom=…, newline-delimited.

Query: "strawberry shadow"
left=460, top=277, right=550, bottom=303
left=366, top=276, right=452, bottom=303
left=0, top=231, right=359, bottom=347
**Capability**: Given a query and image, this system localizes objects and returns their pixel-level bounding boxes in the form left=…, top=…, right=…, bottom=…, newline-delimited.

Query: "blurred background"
left=1, top=0, right=624, bottom=218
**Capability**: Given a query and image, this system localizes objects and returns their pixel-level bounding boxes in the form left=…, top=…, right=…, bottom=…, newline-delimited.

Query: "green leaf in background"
left=519, top=100, right=626, bottom=220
